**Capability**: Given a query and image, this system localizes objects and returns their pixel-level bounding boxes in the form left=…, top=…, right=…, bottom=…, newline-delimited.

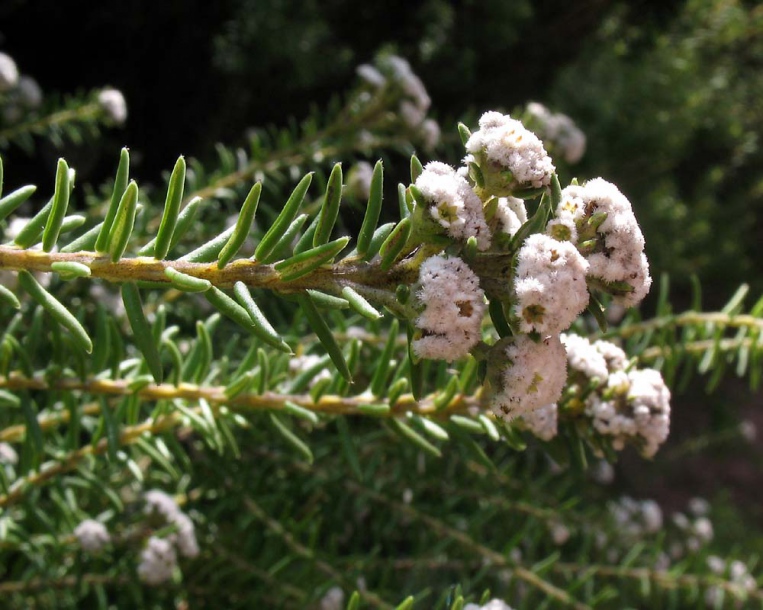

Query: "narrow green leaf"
left=59, top=214, right=86, bottom=234
left=433, top=376, right=459, bottom=411
left=390, top=417, right=441, bottom=457
left=164, top=267, right=211, bottom=293
left=217, top=182, right=261, bottom=268
left=306, top=289, right=349, bottom=310
left=283, top=400, right=319, bottom=424
left=313, top=162, right=342, bottom=246
left=20, top=394, right=43, bottom=461
left=341, top=286, right=382, bottom=320
left=336, top=415, right=363, bottom=480
left=107, top=180, right=139, bottom=262
left=179, top=225, right=234, bottom=263
left=60, top=221, right=104, bottom=253
left=457, top=122, right=471, bottom=146
left=224, top=371, right=255, bottom=398
left=364, top=222, right=396, bottom=261
left=346, top=591, right=361, bottom=610
left=51, top=261, right=91, bottom=279
left=394, top=597, right=415, bottom=610
left=450, top=414, right=485, bottom=434
left=18, top=270, right=92, bottom=353
left=410, top=154, right=423, bottom=183
left=96, top=147, right=130, bottom=252
left=379, top=217, right=412, bottom=271
left=13, top=198, right=52, bottom=248
left=275, top=236, right=349, bottom=282
left=0, top=184, right=36, bottom=223
left=0, top=284, right=20, bottom=309
left=297, top=292, right=352, bottom=382
left=0, top=389, right=21, bottom=408
left=370, top=317, right=399, bottom=397
left=232, top=282, right=291, bottom=352
left=139, top=196, right=203, bottom=256
left=356, top=160, right=383, bottom=257
left=42, top=158, right=71, bottom=252
left=153, top=156, right=187, bottom=260
left=98, top=396, right=119, bottom=462
left=409, top=413, right=450, bottom=441
left=397, top=182, right=411, bottom=219
left=269, top=412, right=313, bottom=464
left=357, top=403, right=391, bottom=416
left=550, top=173, right=562, bottom=209
left=255, top=172, right=313, bottom=262
left=121, top=282, right=164, bottom=383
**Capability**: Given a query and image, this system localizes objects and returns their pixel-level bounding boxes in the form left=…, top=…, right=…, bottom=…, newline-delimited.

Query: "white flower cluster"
left=609, top=496, right=664, bottom=538
left=0, top=441, right=18, bottom=465
left=465, top=110, right=556, bottom=193
left=705, top=556, right=758, bottom=607
left=143, top=489, right=200, bottom=560
left=670, top=501, right=714, bottom=556
left=0, top=52, right=19, bottom=92
left=525, top=101, right=587, bottom=164
left=464, top=600, right=514, bottom=610
left=73, top=519, right=111, bottom=553
left=137, top=536, right=177, bottom=586
left=490, top=334, right=567, bottom=420
left=512, top=233, right=590, bottom=334
left=414, top=161, right=491, bottom=250
left=358, top=54, right=439, bottom=149
left=554, top=178, right=652, bottom=307
left=412, top=255, right=486, bottom=363
left=492, top=196, right=527, bottom=237
left=97, top=88, right=127, bottom=125
left=520, top=402, right=557, bottom=441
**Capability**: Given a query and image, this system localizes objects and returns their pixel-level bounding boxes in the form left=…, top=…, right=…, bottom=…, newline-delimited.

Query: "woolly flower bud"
left=489, top=334, right=567, bottom=421
left=145, top=489, right=180, bottom=521
left=74, top=519, right=111, bottom=552
left=144, top=489, right=199, bottom=558
left=561, top=333, right=609, bottom=382
left=465, top=111, right=555, bottom=195
left=138, top=536, right=177, bottom=585
left=98, top=87, right=127, bottom=124
left=414, top=161, right=491, bottom=250
left=412, top=255, right=486, bottom=362
left=0, top=52, right=19, bottom=92
left=557, top=178, right=651, bottom=307
left=512, top=234, right=590, bottom=334
left=520, top=402, right=558, bottom=441
left=493, top=196, right=527, bottom=237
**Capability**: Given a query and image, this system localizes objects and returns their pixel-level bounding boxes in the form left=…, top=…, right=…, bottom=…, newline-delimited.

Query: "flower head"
left=137, top=536, right=177, bottom=585
left=74, top=519, right=111, bottom=553
left=98, top=88, right=127, bottom=124
left=412, top=255, right=486, bottom=362
left=465, top=111, right=555, bottom=195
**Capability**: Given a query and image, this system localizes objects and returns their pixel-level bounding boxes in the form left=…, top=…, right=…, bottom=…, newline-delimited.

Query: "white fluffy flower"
left=144, top=489, right=199, bottom=558
left=320, top=586, right=345, bottom=610
left=490, top=334, right=567, bottom=420
left=17, top=75, right=43, bottom=108
left=493, top=196, right=527, bottom=237
left=137, top=536, right=177, bottom=585
left=520, top=402, right=558, bottom=441
left=419, top=118, right=441, bottom=151
left=413, top=255, right=486, bottom=362
left=98, top=88, right=127, bottom=124
left=74, top=519, right=111, bottom=552
left=415, top=161, right=491, bottom=250
left=345, top=161, right=374, bottom=200
left=0, top=52, right=19, bottom=92
left=557, top=178, right=651, bottom=306
left=525, top=102, right=586, bottom=164
left=550, top=521, right=571, bottom=545
left=356, top=64, right=386, bottom=88
left=561, top=333, right=609, bottom=382
left=465, top=111, right=555, bottom=193
left=512, top=234, right=590, bottom=334
left=0, top=442, right=18, bottom=465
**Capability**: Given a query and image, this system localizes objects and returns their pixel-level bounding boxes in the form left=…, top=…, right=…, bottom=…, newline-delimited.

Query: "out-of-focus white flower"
left=345, top=161, right=375, bottom=201
left=464, top=600, right=514, bottom=610
left=98, top=88, right=127, bottom=124
left=356, top=64, right=386, bottom=88
left=419, top=118, right=441, bottom=152
left=550, top=521, right=571, bottom=545
left=137, top=536, right=177, bottom=585
left=739, top=419, right=757, bottom=442
left=74, top=519, right=111, bottom=553
left=412, top=255, right=486, bottom=362
left=0, top=442, right=18, bottom=465
left=17, top=75, right=43, bottom=108
left=0, top=52, right=19, bottom=92
left=520, top=402, right=558, bottom=441
left=144, top=489, right=199, bottom=558
left=320, top=586, right=345, bottom=610
left=525, top=101, right=587, bottom=164
left=590, top=459, right=615, bottom=485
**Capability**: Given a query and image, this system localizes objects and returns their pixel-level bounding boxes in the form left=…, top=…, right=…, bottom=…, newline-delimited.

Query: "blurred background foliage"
left=2, top=0, right=763, bottom=605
